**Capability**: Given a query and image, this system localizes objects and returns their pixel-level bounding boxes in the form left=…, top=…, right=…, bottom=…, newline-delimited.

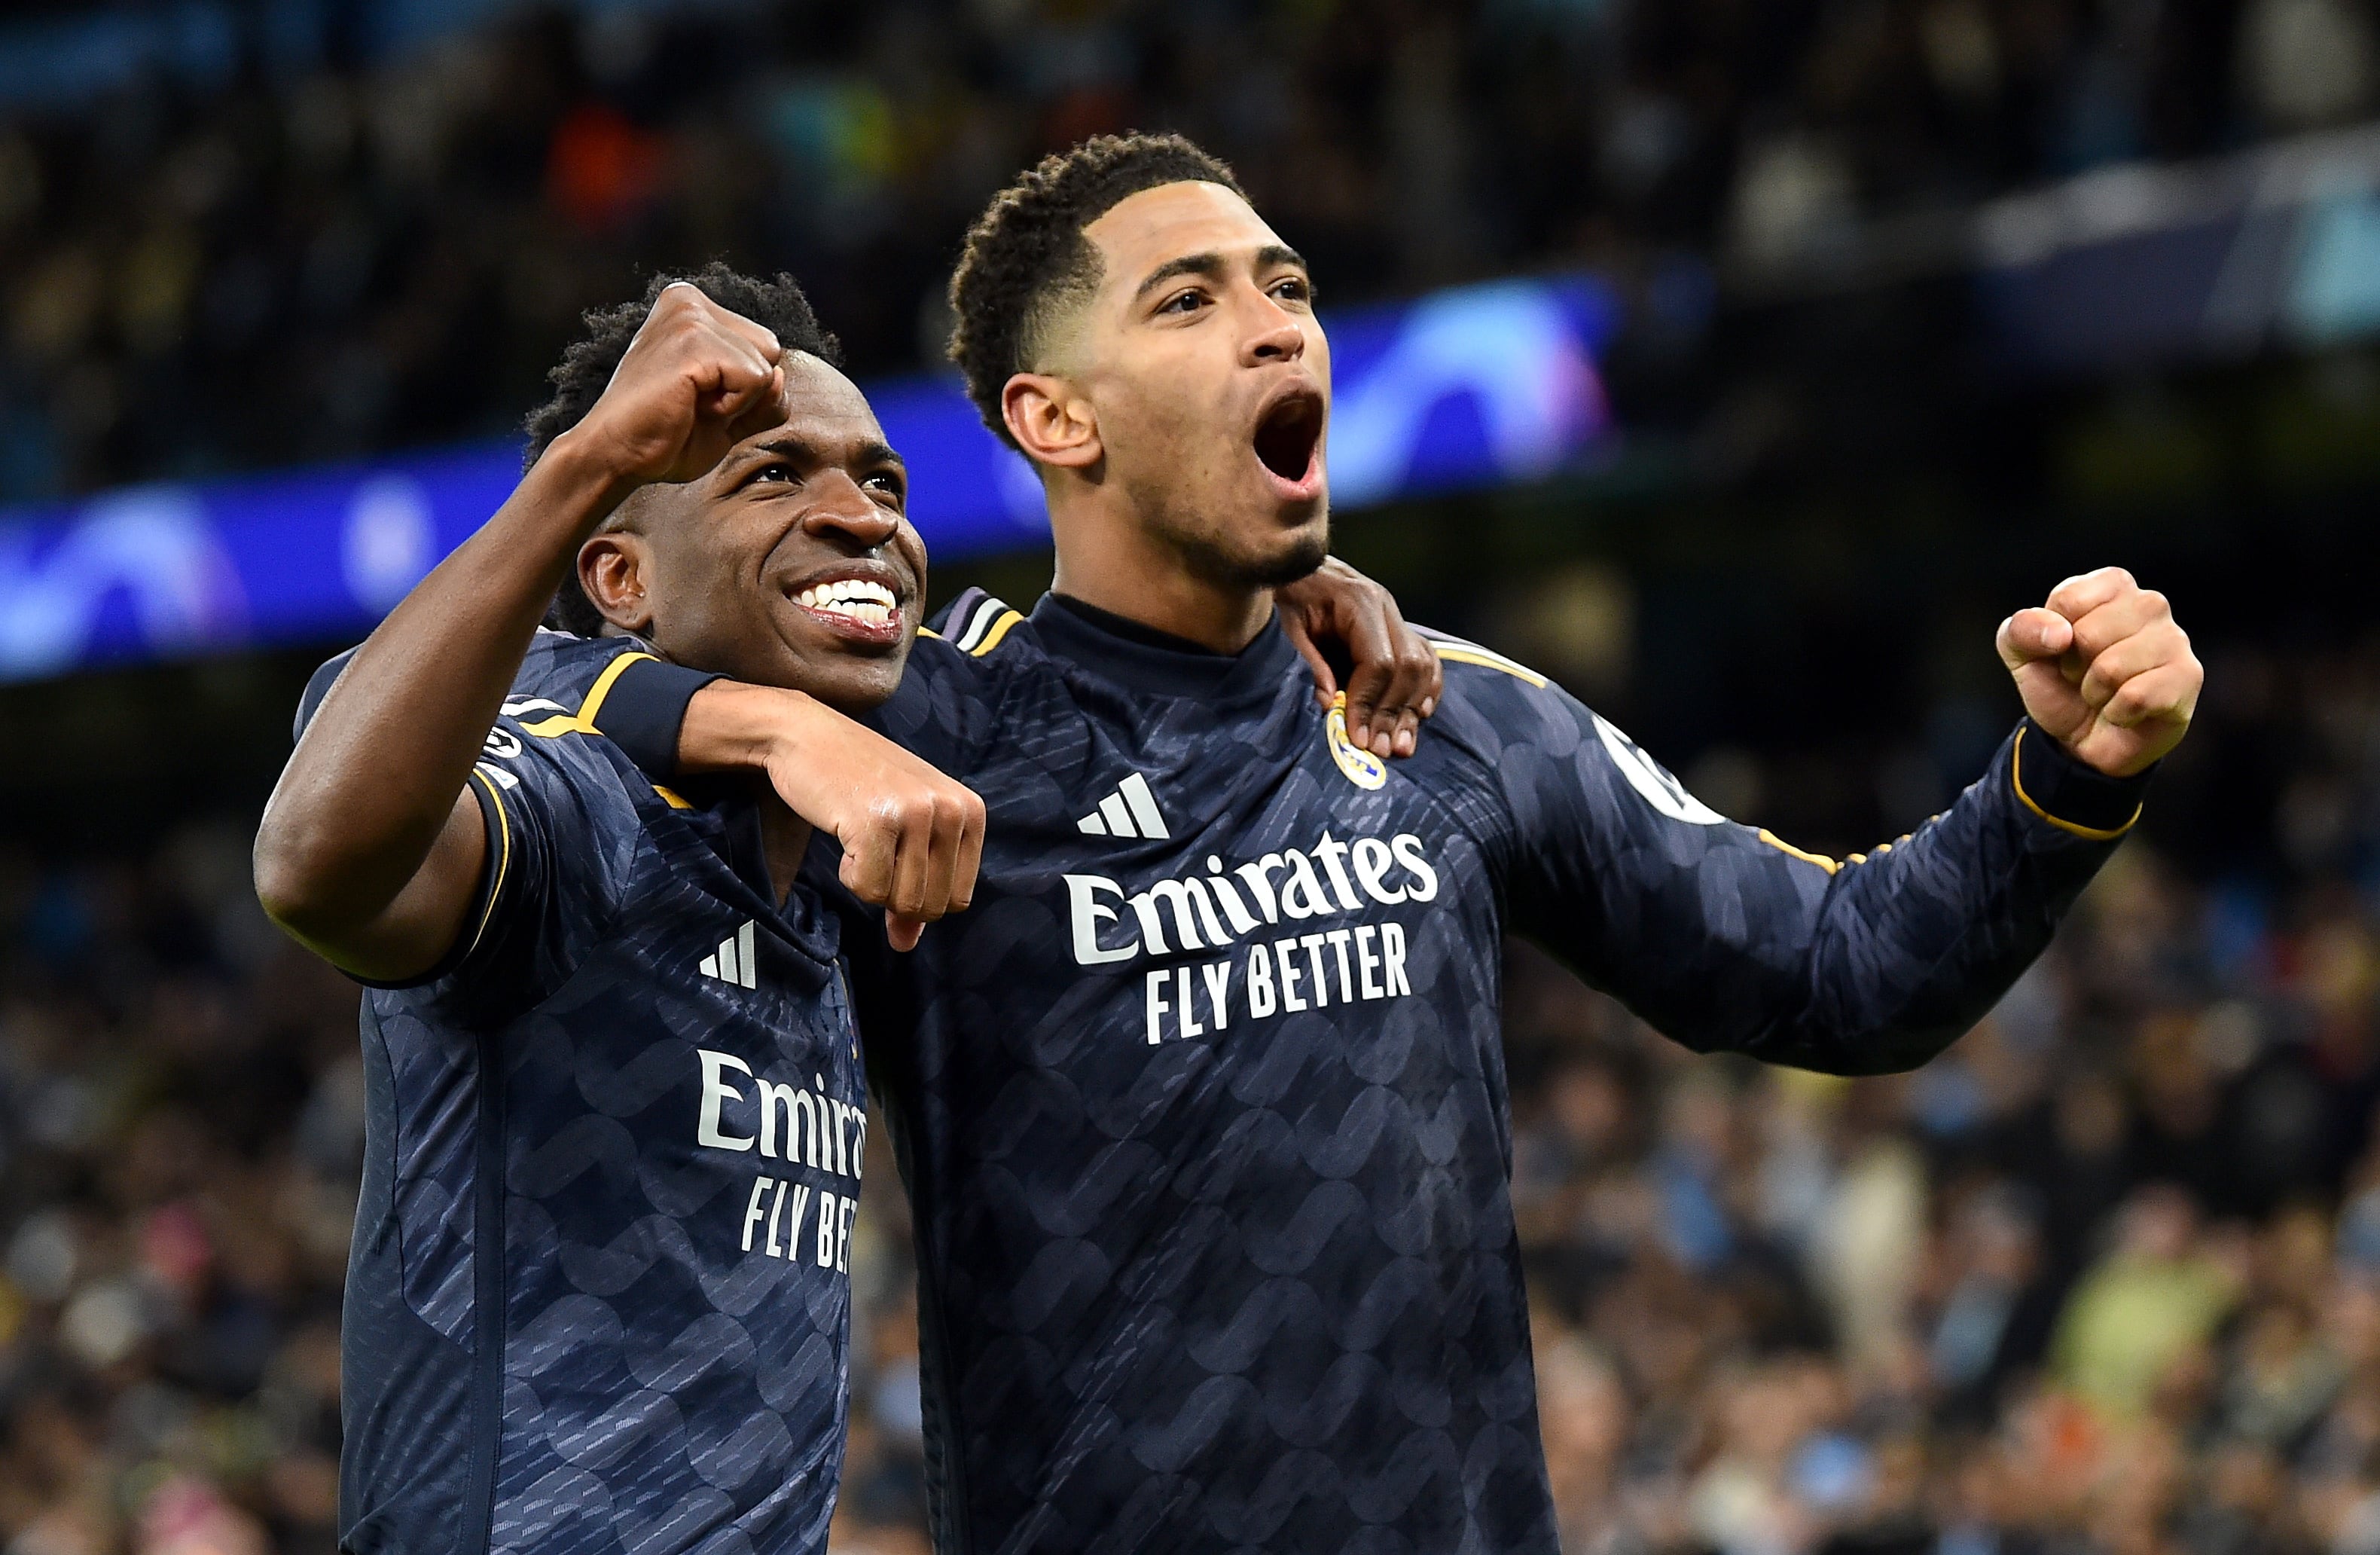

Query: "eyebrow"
left=1131, top=243, right=1308, bottom=303
left=742, top=435, right=907, bottom=471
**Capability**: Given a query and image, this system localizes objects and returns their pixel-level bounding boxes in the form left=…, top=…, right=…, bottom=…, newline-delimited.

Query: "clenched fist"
left=1997, top=567, right=2202, bottom=778
left=560, top=281, right=790, bottom=491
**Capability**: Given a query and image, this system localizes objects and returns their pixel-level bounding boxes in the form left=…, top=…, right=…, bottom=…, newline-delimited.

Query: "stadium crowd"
left=0, top=622, right=2369, bottom=1555
left=4, top=2, right=2377, bottom=1551
left=3, top=0, right=2378, bottom=500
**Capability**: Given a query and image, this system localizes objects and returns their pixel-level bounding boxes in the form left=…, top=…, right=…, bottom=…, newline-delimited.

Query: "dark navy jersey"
left=297, top=631, right=871, bottom=1555
left=612, top=591, right=2149, bottom=1555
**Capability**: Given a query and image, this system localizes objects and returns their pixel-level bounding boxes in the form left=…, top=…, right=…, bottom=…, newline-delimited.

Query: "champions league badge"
left=1326, top=693, right=1389, bottom=790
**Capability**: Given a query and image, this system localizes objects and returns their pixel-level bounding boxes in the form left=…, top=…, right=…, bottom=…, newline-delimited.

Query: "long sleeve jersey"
left=609, top=590, right=2150, bottom=1555
left=299, top=633, right=871, bottom=1555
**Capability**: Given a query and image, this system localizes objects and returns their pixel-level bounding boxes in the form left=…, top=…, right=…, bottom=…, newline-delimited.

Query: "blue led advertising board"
left=0, top=273, right=1616, bottom=683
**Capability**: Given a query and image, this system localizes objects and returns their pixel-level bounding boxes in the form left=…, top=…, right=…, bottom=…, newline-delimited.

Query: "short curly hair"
left=525, top=262, right=841, bottom=635
left=947, top=133, right=1243, bottom=451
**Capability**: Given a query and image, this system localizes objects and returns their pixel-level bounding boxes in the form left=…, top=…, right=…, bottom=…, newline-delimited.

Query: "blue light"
left=0, top=272, right=1617, bottom=683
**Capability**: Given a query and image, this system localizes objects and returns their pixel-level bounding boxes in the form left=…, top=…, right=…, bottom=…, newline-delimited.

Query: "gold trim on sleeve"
left=2012, top=726, right=2141, bottom=842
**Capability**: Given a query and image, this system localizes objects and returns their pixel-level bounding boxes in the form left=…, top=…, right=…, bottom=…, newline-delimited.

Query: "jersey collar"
left=1029, top=591, right=1302, bottom=702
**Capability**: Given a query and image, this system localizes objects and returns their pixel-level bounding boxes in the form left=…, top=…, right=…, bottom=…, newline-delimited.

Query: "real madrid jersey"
left=298, top=631, right=869, bottom=1555
left=615, top=588, right=2151, bottom=1555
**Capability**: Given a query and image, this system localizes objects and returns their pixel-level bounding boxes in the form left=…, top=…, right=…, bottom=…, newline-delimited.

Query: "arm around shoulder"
left=673, top=679, right=987, bottom=952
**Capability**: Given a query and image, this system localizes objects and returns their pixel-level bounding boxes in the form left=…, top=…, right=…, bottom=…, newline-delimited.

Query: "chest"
left=980, top=688, right=1472, bottom=897
left=521, top=826, right=867, bottom=1132
left=924, top=699, right=1499, bottom=1059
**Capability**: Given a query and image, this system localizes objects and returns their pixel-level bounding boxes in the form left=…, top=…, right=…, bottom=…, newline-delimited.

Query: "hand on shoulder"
left=1276, top=557, right=1444, bottom=759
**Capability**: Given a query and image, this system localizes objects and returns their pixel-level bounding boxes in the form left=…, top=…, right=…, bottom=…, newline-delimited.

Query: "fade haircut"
left=947, top=133, right=1243, bottom=451
left=524, top=261, right=841, bottom=636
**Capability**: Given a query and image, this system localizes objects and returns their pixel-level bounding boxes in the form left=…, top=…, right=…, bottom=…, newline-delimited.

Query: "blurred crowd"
left=1488, top=627, right=2380, bottom=1555
left=1500, top=879, right=2380, bottom=1555
left=0, top=625, right=2374, bottom=1555
left=0, top=827, right=355, bottom=1555
left=7, top=1, right=2378, bottom=1552
left=5, top=0, right=2380, bottom=502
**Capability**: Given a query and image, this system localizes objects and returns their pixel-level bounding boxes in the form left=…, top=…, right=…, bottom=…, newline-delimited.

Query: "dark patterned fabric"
left=574, top=590, right=2147, bottom=1552
left=807, top=591, right=2145, bottom=1555
left=299, top=631, right=868, bottom=1555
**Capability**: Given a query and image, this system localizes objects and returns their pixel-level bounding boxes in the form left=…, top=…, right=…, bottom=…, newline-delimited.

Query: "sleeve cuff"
left=2011, top=719, right=2153, bottom=841
left=588, top=655, right=720, bottom=778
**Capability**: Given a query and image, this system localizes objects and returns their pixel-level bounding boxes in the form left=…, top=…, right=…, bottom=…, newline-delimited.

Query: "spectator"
left=2050, top=1184, right=2238, bottom=1422
left=0, top=0, right=2339, bottom=503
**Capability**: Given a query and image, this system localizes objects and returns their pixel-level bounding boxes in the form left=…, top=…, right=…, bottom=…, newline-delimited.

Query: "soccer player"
left=252, top=267, right=1433, bottom=1555
left=252, top=276, right=991, bottom=1553
left=608, top=135, right=2204, bottom=1552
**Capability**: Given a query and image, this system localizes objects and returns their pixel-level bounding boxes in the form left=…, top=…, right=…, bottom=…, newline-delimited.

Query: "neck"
left=1046, top=489, right=1273, bottom=655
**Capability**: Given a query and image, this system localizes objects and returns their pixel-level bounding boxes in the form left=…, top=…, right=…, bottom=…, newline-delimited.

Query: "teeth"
left=796, top=578, right=899, bottom=628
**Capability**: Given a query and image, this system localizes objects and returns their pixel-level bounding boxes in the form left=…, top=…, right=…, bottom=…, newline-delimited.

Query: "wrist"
left=2013, top=719, right=2153, bottom=839
left=532, top=423, right=648, bottom=521
left=678, top=680, right=822, bottom=774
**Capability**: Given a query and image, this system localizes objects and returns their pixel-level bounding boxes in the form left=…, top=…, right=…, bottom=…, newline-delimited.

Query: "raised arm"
left=1488, top=569, right=2198, bottom=1074
left=252, top=285, right=788, bottom=979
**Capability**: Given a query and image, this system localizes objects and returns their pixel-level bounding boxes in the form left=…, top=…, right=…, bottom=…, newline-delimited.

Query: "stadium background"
left=3, top=0, right=2380, bottom=1550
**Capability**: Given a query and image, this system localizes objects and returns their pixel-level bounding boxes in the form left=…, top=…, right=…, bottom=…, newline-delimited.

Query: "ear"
left=580, top=530, right=656, bottom=635
left=1002, top=372, right=1101, bottom=470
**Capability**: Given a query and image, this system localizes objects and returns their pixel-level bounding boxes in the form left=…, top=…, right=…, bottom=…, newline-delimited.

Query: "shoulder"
left=1412, top=627, right=1747, bottom=835
left=293, top=630, right=656, bottom=743
left=1415, top=626, right=1554, bottom=693
left=915, top=588, right=1049, bottom=681
left=1410, top=625, right=1579, bottom=747
left=508, top=629, right=664, bottom=713
left=888, top=588, right=1040, bottom=702
left=484, top=634, right=683, bottom=823
left=925, top=587, right=1031, bottom=658
left=1406, top=625, right=1674, bottom=810
left=865, top=590, right=1057, bottom=771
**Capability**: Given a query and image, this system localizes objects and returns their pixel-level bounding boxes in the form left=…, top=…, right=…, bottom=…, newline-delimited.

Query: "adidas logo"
left=700, top=921, right=759, bottom=989
left=1076, top=772, right=1169, bottom=840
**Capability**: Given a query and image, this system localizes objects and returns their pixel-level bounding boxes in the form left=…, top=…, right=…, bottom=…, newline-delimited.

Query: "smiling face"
left=1058, top=181, right=1332, bottom=588
left=581, top=353, right=926, bottom=711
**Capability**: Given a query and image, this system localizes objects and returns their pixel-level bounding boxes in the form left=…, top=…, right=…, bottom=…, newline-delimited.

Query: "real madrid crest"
left=1325, top=693, right=1388, bottom=790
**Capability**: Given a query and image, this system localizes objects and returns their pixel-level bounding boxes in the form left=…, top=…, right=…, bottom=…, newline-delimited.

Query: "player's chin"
left=767, top=613, right=913, bottom=711
left=1237, top=504, right=1331, bottom=588
left=788, top=649, right=909, bottom=715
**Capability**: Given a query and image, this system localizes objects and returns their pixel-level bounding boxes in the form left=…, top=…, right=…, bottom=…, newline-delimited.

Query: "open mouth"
left=791, top=573, right=905, bottom=643
left=1253, top=390, right=1325, bottom=488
